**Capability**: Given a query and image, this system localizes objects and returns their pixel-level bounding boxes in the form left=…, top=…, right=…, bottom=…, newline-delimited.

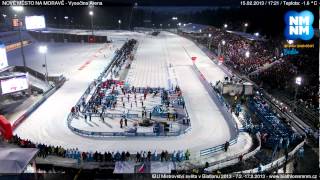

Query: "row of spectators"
left=182, top=28, right=276, bottom=75
left=9, top=135, right=191, bottom=163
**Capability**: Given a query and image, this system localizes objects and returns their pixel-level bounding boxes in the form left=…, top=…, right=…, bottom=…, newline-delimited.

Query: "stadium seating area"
left=178, top=24, right=319, bottom=128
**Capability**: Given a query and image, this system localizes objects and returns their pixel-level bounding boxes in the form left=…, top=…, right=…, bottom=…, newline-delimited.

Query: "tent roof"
left=0, top=148, right=38, bottom=174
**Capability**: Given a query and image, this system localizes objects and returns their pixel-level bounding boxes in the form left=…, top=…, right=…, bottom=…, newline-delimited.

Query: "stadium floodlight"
left=172, top=17, right=178, bottom=20
left=244, top=23, right=248, bottom=27
left=12, top=6, right=24, bottom=12
left=224, top=24, right=228, bottom=28
left=221, top=40, right=226, bottom=45
left=38, top=45, right=49, bottom=84
left=254, top=32, right=259, bottom=37
left=2, top=14, right=7, bottom=18
left=183, top=23, right=186, bottom=27
left=208, top=33, right=212, bottom=38
left=287, top=40, right=294, bottom=44
left=178, top=22, right=181, bottom=26
left=118, top=19, right=122, bottom=30
left=245, top=51, right=250, bottom=58
left=64, top=16, right=69, bottom=20
left=199, top=29, right=202, bottom=33
left=38, top=45, right=47, bottom=54
left=12, top=6, right=26, bottom=70
left=293, top=76, right=302, bottom=111
left=295, top=76, right=302, bottom=85
left=89, top=11, right=94, bottom=35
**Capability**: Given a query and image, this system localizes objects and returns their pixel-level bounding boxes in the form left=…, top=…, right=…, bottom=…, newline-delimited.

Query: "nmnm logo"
left=284, top=10, right=314, bottom=40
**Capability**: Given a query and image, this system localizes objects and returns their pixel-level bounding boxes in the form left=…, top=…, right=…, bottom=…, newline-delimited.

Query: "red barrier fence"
left=0, top=115, right=13, bottom=140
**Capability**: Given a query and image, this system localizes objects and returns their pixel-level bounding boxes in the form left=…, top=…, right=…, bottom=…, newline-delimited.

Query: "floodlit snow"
left=14, top=31, right=242, bottom=155
left=7, top=42, right=119, bottom=77
left=126, top=36, right=169, bottom=88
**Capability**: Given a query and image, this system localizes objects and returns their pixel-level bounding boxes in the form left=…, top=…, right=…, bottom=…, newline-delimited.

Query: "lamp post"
left=118, top=19, right=121, bottom=30
left=38, top=45, right=48, bottom=84
left=293, top=76, right=302, bottom=111
left=243, top=22, right=248, bottom=32
left=2, top=14, right=7, bottom=28
left=129, top=2, right=138, bottom=31
left=207, top=33, right=212, bottom=49
left=12, top=6, right=26, bottom=70
left=218, top=40, right=226, bottom=58
left=64, top=16, right=68, bottom=27
left=89, top=11, right=94, bottom=35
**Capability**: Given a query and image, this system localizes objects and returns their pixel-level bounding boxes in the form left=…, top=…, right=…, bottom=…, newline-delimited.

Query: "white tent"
left=0, top=148, right=38, bottom=174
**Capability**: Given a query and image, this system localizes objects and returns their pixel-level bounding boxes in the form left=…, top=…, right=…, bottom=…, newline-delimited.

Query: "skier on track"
left=120, top=119, right=123, bottom=128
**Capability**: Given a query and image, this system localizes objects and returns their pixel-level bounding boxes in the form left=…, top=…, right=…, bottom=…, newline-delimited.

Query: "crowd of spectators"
left=9, top=135, right=191, bottom=163
left=182, top=27, right=277, bottom=75
left=179, top=25, right=319, bottom=121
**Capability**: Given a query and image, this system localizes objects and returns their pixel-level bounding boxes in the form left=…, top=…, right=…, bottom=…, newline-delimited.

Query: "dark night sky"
left=0, top=0, right=318, bottom=38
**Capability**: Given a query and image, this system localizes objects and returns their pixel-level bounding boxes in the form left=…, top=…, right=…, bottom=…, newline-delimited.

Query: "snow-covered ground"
left=7, top=42, right=117, bottom=77
left=42, top=28, right=144, bottom=41
left=14, top=31, right=249, bottom=157
left=126, top=35, right=169, bottom=88
left=70, top=91, right=164, bottom=133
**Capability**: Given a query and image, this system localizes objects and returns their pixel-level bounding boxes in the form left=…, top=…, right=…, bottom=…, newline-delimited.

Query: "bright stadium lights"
left=295, top=76, right=302, bottom=85
left=172, top=17, right=178, bottom=20
left=118, top=19, right=122, bottom=30
left=254, top=32, right=260, bottom=37
left=89, top=11, right=94, bottom=35
left=287, top=40, right=294, bottom=44
left=178, top=22, right=181, bottom=26
left=199, top=29, right=202, bottom=33
left=294, top=76, right=302, bottom=111
left=208, top=33, right=212, bottom=38
left=2, top=14, right=7, bottom=18
left=38, top=45, right=47, bottom=54
left=183, top=23, right=186, bottom=27
left=245, top=51, right=250, bottom=58
left=224, top=24, right=228, bottom=28
left=12, top=6, right=24, bottom=12
left=244, top=23, right=248, bottom=27
left=64, top=16, right=68, bottom=20
left=221, top=40, right=226, bottom=45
